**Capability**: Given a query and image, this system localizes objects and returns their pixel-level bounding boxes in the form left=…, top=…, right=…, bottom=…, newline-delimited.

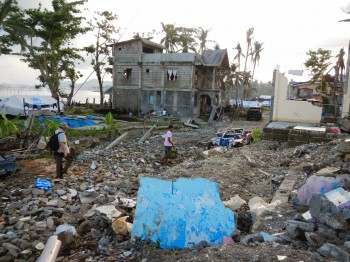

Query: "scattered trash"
left=297, top=174, right=347, bottom=205
left=223, top=195, right=246, bottom=211
left=54, top=224, right=77, bottom=236
left=34, top=178, right=51, bottom=190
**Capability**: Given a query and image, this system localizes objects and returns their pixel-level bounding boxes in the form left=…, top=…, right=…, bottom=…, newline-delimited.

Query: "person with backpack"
left=53, top=122, right=73, bottom=179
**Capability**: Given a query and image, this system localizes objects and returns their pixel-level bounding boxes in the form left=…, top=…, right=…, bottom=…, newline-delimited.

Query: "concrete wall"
left=262, top=127, right=337, bottom=146
left=272, top=71, right=322, bottom=123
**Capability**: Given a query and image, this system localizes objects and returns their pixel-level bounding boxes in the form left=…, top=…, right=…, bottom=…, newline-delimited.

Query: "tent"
left=0, top=95, right=62, bottom=117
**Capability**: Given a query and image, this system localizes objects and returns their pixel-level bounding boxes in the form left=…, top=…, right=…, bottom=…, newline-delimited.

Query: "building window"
left=149, top=95, right=155, bottom=105
left=146, top=69, right=150, bottom=73
left=124, top=68, right=132, bottom=79
left=167, top=69, right=177, bottom=81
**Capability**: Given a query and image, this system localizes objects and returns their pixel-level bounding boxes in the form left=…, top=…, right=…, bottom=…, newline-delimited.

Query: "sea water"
left=0, top=88, right=109, bottom=104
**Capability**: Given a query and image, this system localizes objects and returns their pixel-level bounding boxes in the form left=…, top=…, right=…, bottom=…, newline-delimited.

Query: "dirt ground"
left=0, top=111, right=321, bottom=261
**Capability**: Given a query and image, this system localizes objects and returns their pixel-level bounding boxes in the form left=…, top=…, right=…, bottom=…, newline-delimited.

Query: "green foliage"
left=105, top=112, right=114, bottom=126
left=0, top=113, right=20, bottom=138
left=2, top=0, right=89, bottom=104
left=304, top=48, right=332, bottom=82
left=84, top=10, right=119, bottom=106
left=105, top=112, right=120, bottom=137
left=156, top=239, right=161, bottom=248
left=251, top=129, right=261, bottom=142
left=44, top=119, right=59, bottom=136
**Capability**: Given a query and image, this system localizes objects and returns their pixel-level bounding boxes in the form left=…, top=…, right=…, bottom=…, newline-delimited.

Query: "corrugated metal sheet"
left=202, top=49, right=228, bottom=66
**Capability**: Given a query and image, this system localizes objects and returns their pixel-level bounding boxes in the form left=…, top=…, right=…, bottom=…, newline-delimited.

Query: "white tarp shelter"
left=0, top=95, right=61, bottom=117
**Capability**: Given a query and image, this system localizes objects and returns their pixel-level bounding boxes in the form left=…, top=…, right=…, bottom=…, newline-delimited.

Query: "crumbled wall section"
left=262, top=128, right=337, bottom=146
left=132, top=177, right=235, bottom=249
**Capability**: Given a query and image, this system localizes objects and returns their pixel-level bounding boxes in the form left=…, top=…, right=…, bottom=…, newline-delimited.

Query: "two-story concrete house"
left=110, top=38, right=230, bottom=117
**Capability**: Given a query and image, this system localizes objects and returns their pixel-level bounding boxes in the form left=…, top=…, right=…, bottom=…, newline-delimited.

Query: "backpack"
left=47, top=131, right=63, bottom=151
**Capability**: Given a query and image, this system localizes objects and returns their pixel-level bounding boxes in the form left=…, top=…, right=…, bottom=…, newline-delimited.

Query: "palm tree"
left=336, top=47, right=345, bottom=81
left=233, top=43, right=245, bottom=72
left=195, top=27, right=216, bottom=54
left=160, top=22, right=179, bottom=53
left=251, top=41, right=264, bottom=82
left=242, top=71, right=252, bottom=100
left=243, top=27, right=254, bottom=73
left=177, top=27, right=197, bottom=53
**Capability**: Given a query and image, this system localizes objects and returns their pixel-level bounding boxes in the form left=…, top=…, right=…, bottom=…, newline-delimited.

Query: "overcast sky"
left=0, top=0, right=349, bottom=85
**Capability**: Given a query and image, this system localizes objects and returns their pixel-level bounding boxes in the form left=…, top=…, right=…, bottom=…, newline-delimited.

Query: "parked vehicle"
left=246, top=106, right=262, bottom=121
left=207, top=128, right=253, bottom=149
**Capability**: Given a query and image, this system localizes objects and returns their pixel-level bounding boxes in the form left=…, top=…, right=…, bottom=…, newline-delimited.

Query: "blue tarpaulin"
left=37, top=116, right=99, bottom=128
left=132, top=177, right=235, bottom=249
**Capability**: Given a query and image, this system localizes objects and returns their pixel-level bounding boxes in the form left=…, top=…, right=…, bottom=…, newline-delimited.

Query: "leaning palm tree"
left=160, top=22, right=179, bottom=53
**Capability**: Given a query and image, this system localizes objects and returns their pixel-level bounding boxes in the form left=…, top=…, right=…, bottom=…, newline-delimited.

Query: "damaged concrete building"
left=110, top=38, right=230, bottom=117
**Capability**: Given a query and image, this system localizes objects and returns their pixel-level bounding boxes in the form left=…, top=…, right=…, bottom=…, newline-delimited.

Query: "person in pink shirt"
left=161, top=125, right=174, bottom=165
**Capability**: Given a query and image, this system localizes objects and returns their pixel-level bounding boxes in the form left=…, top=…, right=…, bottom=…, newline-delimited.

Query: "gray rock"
left=35, top=221, right=47, bottom=232
left=0, top=255, right=14, bottom=262
left=285, top=220, right=315, bottom=238
left=46, top=217, right=55, bottom=229
left=31, top=188, right=44, bottom=196
left=240, top=233, right=264, bottom=244
left=317, top=243, right=350, bottom=262
left=56, top=190, right=67, bottom=196
left=78, top=220, right=93, bottom=235
left=309, top=194, right=349, bottom=230
left=2, top=242, right=21, bottom=253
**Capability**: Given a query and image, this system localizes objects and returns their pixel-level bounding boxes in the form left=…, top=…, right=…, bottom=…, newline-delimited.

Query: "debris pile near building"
left=0, top=120, right=349, bottom=261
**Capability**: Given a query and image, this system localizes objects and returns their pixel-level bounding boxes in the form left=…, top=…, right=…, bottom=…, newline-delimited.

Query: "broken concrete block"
left=309, top=193, right=350, bottom=230
left=285, top=220, right=315, bottom=239
left=95, top=205, right=122, bottom=222
left=303, top=187, right=350, bottom=220
left=132, top=177, right=235, bottom=249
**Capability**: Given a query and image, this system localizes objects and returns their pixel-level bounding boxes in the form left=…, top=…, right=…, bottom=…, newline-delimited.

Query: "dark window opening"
left=167, top=69, right=177, bottom=81
left=156, top=91, right=161, bottom=96
left=124, top=68, right=132, bottom=79
left=146, top=69, right=150, bottom=73
left=118, top=47, right=122, bottom=51
left=143, top=46, right=155, bottom=53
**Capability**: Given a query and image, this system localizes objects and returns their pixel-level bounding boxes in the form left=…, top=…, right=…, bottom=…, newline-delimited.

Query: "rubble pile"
left=0, top=119, right=348, bottom=261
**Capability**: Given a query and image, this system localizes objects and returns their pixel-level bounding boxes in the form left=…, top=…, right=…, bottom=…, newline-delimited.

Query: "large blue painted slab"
left=132, top=177, right=235, bottom=249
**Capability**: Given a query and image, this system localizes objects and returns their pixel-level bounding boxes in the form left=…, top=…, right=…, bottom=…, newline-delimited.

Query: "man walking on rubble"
left=54, top=122, right=73, bottom=179
left=161, top=125, right=174, bottom=165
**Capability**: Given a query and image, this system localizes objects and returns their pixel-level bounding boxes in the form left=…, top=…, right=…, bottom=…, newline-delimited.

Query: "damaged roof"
left=201, top=49, right=230, bottom=69
left=109, top=38, right=166, bottom=50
